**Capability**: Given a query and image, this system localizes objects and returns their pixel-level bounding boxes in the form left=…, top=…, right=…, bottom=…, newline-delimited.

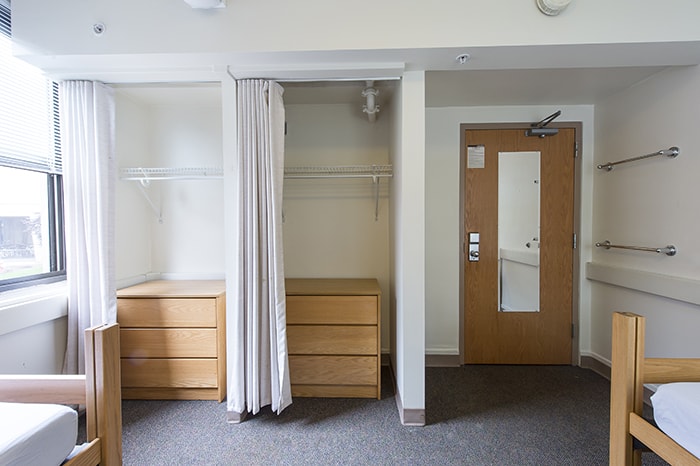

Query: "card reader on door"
left=468, top=232, right=480, bottom=262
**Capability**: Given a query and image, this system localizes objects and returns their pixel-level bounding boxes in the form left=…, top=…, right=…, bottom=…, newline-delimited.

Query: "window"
left=0, top=1, right=65, bottom=291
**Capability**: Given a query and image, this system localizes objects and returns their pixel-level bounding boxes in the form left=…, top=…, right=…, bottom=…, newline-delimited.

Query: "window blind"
left=0, top=1, right=9, bottom=37
left=0, top=2, right=61, bottom=174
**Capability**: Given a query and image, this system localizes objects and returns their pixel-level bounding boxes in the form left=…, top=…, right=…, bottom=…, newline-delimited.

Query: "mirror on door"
left=498, top=151, right=540, bottom=312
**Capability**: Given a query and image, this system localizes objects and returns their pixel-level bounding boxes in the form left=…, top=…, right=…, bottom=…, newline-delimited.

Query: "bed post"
left=85, top=323, right=123, bottom=465
left=609, top=312, right=645, bottom=466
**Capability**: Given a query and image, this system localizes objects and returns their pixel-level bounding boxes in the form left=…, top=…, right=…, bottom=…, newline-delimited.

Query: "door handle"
left=468, top=232, right=480, bottom=262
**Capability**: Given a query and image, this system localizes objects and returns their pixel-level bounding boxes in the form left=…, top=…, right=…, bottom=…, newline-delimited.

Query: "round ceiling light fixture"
left=536, top=0, right=572, bottom=16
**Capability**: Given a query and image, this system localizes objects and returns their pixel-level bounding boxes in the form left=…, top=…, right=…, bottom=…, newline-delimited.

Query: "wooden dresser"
left=116, top=280, right=226, bottom=401
left=285, top=278, right=381, bottom=399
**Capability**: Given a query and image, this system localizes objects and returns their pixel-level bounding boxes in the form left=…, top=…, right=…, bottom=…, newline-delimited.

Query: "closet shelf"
left=284, top=165, right=393, bottom=221
left=120, top=164, right=393, bottom=222
left=120, top=167, right=223, bottom=182
left=120, top=164, right=394, bottom=181
left=284, top=164, right=393, bottom=179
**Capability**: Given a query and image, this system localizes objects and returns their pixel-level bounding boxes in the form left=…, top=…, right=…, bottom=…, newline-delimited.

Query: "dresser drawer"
left=287, top=325, right=377, bottom=355
left=118, top=298, right=217, bottom=327
left=286, top=296, right=377, bottom=325
left=288, top=355, right=377, bottom=385
left=120, top=328, right=217, bottom=358
left=121, top=358, right=218, bottom=388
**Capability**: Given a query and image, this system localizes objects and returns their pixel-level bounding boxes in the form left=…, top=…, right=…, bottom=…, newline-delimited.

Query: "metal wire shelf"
left=120, top=164, right=393, bottom=221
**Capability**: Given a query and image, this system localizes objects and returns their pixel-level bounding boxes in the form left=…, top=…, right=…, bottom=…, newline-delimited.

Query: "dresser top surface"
left=117, top=280, right=225, bottom=298
left=285, top=278, right=381, bottom=296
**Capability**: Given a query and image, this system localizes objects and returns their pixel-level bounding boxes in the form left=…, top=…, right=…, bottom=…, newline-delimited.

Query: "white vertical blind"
left=0, top=3, right=61, bottom=174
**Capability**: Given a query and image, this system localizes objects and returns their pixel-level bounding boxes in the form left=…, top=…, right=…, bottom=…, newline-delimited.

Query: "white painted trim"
left=586, top=262, right=700, bottom=306
left=0, top=282, right=68, bottom=336
left=115, top=272, right=226, bottom=290
left=158, top=272, right=225, bottom=281
left=116, top=273, right=161, bottom=290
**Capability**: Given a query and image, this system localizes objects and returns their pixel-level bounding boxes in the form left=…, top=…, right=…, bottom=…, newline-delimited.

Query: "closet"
left=114, top=83, right=226, bottom=400
left=282, top=80, right=396, bottom=366
left=113, top=79, right=395, bottom=399
left=114, top=82, right=224, bottom=282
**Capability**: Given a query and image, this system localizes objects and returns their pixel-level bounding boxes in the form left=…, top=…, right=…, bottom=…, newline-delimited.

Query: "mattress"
left=651, top=382, right=700, bottom=458
left=0, top=402, right=77, bottom=466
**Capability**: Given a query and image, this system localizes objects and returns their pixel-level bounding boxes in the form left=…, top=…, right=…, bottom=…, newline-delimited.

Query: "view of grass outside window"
left=0, top=2, right=65, bottom=291
left=0, top=167, right=53, bottom=280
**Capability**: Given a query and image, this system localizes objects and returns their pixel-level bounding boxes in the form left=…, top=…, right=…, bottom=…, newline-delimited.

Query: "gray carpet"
left=118, top=366, right=669, bottom=465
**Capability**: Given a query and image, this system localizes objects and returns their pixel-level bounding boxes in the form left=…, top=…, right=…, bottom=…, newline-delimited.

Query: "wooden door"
left=464, top=127, right=575, bottom=364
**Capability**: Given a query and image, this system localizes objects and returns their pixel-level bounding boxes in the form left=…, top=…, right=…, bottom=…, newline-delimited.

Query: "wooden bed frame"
left=0, top=323, right=122, bottom=465
left=609, top=312, right=700, bottom=466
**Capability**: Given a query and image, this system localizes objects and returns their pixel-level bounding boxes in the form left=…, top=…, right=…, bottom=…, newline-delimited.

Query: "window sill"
left=0, top=281, right=68, bottom=337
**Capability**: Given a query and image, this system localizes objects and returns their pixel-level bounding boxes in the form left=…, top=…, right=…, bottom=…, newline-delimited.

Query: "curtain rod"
left=274, top=77, right=401, bottom=83
left=226, top=66, right=401, bottom=83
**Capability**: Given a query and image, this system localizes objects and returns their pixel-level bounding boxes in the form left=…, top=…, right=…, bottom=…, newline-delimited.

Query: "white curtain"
left=227, top=79, right=292, bottom=419
left=60, top=81, right=117, bottom=375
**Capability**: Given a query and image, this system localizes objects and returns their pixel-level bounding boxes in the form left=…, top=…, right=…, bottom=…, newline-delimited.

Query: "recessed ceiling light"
left=456, top=53, right=471, bottom=65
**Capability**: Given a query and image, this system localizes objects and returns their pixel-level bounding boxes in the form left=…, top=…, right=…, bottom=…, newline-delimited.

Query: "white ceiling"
left=113, top=65, right=671, bottom=110
left=105, top=34, right=700, bottom=109
left=424, top=66, right=669, bottom=107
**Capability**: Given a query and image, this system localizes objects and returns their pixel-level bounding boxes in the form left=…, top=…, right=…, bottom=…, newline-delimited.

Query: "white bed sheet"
left=0, top=402, right=77, bottom=466
left=651, top=382, right=700, bottom=458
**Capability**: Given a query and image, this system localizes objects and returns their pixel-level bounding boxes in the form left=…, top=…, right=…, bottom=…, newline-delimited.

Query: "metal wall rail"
left=595, top=240, right=677, bottom=256
left=597, top=146, right=679, bottom=171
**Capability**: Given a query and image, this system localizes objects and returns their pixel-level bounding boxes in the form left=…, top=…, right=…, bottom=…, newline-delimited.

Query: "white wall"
left=149, top=102, right=224, bottom=276
left=283, top=103, right=391, bottom=351
left=425, top=104, right=595, bottom=359
left=590, top=65, right=700, bottom=361
left=114, top=90, right=153, bottom=282
left=0, top=286, right=68, bottom=374
left=391, top=71, right=426, bottom=421
left=0, top=314, right=66, bottom=373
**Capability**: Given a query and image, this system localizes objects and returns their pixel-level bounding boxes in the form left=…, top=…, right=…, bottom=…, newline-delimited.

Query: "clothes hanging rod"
left=284, top=165, right=393, bottom=179
left=120, top=167, right=223, bottom=182
left=120, top=164, right=393, bottom=181
left=226, top=67, right=401, bottom=83
left=275, top=77, right=401, bottom=83
left=595, top=240, right=677, bottom=256
left=121, top=164, right=392, bottom=222
left=597, top=146, right=679, bottom=171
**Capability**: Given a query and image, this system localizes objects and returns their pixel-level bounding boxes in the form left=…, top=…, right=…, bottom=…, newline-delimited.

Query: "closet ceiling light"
left=536, top=0, right=572, bottom=16
left=184, top=0, right=226, bottom=9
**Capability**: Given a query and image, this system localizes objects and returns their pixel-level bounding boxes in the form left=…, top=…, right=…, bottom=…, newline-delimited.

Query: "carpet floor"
left=118, top=365, right=669, bottom=465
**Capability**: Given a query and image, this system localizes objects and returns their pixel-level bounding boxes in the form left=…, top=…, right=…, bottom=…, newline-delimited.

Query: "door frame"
left=458, top=121, right=583, bottom=365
